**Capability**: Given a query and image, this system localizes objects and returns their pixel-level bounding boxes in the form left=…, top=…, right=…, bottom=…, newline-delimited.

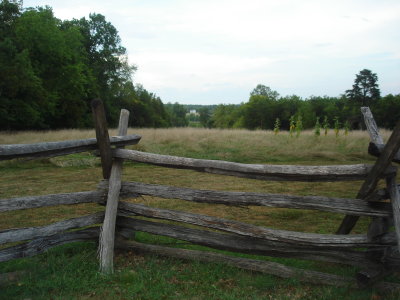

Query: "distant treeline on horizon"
left=181, top=92, right=400, bottom=131
left=1, top=1, right=399, bottom=131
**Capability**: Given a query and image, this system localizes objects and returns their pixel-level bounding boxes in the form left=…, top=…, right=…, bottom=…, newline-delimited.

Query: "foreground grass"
left=0, top=128, right=399, bottom=299
left=1, top=241, right=388, bottom=300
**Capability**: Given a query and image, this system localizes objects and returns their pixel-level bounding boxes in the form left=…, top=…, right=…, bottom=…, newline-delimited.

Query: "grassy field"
left=0, top=128, right=399, bottom=299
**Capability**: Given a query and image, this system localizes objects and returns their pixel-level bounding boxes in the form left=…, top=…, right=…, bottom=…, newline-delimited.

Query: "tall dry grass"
left=2, top=128, right=398, bottom=299
left=0, top=127, right=392, bottom=164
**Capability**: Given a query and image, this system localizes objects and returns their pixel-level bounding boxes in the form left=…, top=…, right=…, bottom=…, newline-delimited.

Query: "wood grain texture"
left=118, top=202, right=396, bottom=248
left=358, top=120, right=400, bottom=199
left=99, top=109, right=129, bottom=274
left=0, top=227, right=99, bottom=262
left=98, top=181, right=392, bottom=217
left=113, top=149, right=389, bottom=182
left=336, top=116, right=400, bottom=235
left=367, top=217, right=391, bottom=242
left=117, top=217, right=380, bottom=268
left=91, top=99, right=113, bottom=179
left=0, top=191, right=105, bottom=212
left=369, top=142, right=400, bottom=163
left=0, top=212, right=104, bottom=245
left=117, top=109, right=130, bottom=136
left=361, top=107, right=384, bottom=145
left=0, top=135, right=141, bottom=161
left=387, top=176, right=400, bottom=251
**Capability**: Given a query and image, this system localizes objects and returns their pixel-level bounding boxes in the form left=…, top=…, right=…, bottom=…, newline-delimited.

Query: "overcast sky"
left=24, top=0, right=400, bottom=105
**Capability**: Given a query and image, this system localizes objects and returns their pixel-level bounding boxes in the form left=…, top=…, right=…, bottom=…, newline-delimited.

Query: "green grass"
left=0, top=128, right=399, bottom=299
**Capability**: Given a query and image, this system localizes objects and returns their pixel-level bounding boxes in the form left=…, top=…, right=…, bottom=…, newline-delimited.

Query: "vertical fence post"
left=99, top=109, right=130, bottom=274
left=337, top=110, right=400, bottom=234
left=387, top=175, right=400, bottom=252
left=91, top=99, right=113, bottom=179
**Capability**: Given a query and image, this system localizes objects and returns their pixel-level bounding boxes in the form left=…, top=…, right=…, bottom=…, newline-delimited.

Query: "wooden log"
left=0, top=212, right=104, bottom=245
left=369, top=142, right=400, bottom=163
left=98, top=181, right=392, bottom=217
left=0, top=135, right=141, bottom=161
left=0, top=227, right=99, bottom=262
left=116, top=238, right=355, bottom=287
left=116, top=217, right=380, bottom=268
left=386, top=176, right=400, bottom=251
left=118, top=202, right=396, bottom=248
left=364, top=186, right=391, bottom=202
left=113, top=149, right=395, bottom=182
left=117, top=109, right=129, bottom=136
left=365, top=98, right=400, bottom=171
left=367, top=217, right=391, bottom=242
left=360, top=107, right=384, bottom=145
left=99, top=109, right=129, bottom=274
left=0, top=191, right=105, bottom=212
left=91, top=99, right=113, bottom=179
left=337, top=119, right=400, bottom=234
left=342, top=108, right=396, bottom=264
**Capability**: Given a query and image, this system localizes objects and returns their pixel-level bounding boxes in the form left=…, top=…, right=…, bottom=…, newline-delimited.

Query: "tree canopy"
left=250, top=84, right=280, bottom=100
left=346, top=69, right=380, bottom=107
left=0, top=1, right=172, bottom=129
left=0, top=3, right=397, bottom=132
left=207, top=79, right=398, bottom=130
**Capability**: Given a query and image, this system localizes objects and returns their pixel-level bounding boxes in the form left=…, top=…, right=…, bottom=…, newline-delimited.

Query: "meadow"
left=0, top=128, right=399, bottom=299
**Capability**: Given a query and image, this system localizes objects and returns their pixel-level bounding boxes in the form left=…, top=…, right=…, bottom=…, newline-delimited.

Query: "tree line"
left=199, top=72, right=399, bottom=130
left=0, top=0, right=182, bottom=130
left=1, top=1, right=398, bottom=131
left=204, top=92, right=400, bottom=131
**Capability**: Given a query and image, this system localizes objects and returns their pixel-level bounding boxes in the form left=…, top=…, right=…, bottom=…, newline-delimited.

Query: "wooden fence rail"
left=1, top=103, right=399, bottom=289
left=0, top=191, right=105, bottom=212
left=118, top=201, right=396, bottom=248
left=0, top=134, right=141, bottom=160
left=116, top=217, right=382, bottom=268
left=369, top=143, right=400, bottom=163
left=0, top=227, right=100, bottom=263
left=113, top=148, right=396, bottom=181
left=99, top=180, right=392, bottom=217
left=114, top=238, right=399, bottom=290
left=0, top=212, right=104, bottom=245
left=337, top=109, right=400, bottom=235
left=116, top=237, right=355, bottom=287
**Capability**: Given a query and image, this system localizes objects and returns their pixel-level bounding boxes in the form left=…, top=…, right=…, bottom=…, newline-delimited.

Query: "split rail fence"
left=1, top=101, right=400, bottom=289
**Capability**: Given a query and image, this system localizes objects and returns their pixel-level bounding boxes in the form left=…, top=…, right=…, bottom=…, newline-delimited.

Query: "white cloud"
left=24, top=0, right=400, bottom=103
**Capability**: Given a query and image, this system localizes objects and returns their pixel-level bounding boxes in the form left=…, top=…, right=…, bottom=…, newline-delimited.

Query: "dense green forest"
left=0, top=0, right=176, bottom=129
left=206, top=84, right=400, bottom=130
left=1, top=1, right=399, bottom=131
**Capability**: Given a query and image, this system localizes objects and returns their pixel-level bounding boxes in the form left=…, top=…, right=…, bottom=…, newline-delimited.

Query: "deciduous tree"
left=250, top=84, right=279, bottom=100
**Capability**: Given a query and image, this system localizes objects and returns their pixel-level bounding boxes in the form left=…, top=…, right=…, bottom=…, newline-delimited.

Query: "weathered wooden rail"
left=1, top=103, right=399, bottom=289
left=0, top=134, right=141, bottom=160
left=112, top=148, right=396, bottom=181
